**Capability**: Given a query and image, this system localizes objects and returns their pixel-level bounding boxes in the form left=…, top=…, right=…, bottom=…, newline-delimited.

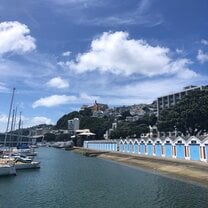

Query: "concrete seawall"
left=72, top=148, right=208, bottom=187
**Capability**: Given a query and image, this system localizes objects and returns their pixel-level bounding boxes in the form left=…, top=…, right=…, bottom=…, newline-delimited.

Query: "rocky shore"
left=72, top=147, right=208, bottom=187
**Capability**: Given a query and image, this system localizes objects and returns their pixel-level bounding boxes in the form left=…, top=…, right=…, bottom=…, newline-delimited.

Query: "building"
left=68, top=118, right=80, bottom=134
left=157, top=85, right=208, bottom=116
left=80, top=101, right=109, bottom=118
left=84, top=135, right=208, bottom=163
left=72, top=129, right=96, bottom=147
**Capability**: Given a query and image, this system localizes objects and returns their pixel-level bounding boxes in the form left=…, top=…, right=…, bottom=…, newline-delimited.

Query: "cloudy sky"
left=0, top=0, right=208, bottom=131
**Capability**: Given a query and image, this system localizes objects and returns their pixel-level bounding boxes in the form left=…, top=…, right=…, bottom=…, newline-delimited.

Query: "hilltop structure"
left=80, top=100, right=109, bottom=118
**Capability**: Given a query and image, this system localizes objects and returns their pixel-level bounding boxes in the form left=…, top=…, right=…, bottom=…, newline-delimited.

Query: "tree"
left=55, top=110, right=113, bottom=139
left=110, top=121, right=149, bottom=139
left=44, top=133, right=56, bottom=141
left=56, top=111, right=80, bottom=129
left=157, top=89, right=208, bottom=136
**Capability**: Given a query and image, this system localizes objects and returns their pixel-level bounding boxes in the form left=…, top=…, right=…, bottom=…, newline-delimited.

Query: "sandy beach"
left=72, top=148, right=208, bottom=187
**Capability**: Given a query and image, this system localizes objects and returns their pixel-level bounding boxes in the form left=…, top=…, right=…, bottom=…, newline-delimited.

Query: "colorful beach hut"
left=134, top=140, right=139, bottom=154
left=140, top=139, right=146, bottom=155
left=154, top=138, right=163, bottom=157
left=147, top=139, right=153, bottom=156
left=187, top=136, right=201, bottom=161
left=163, top=137, right=173, bottom=158
left=174, top=136, right=186, bottom=159
left=119, top=140, right=124, bottom=152
left=129, top=140, right=133, bottom=154
left=202, top=136, right=208, bottom=162
left=124, top=140, right=128, bottom=153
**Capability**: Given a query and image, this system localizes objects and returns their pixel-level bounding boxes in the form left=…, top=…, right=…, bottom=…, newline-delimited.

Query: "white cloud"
left=176, top=48, right=183, bottom=54
left=97, top=75, right=208, bottom=106
left=0, top=82, right=8, bottom=92
left=197, top=50, right=208, bottom=64
left=32, top=93, right=100, bottom=108
left=0, top=21, right=36, bottom=56
left=75, top=0, right=162, bottom=27
left=32, top=95, right=77, bottom=108
left=0, top=114, right=53, bottom=132
left=79, top=92, right=99, bottom=101
left=66, top=31, right=196, bottom=79
left=201, top=39, right=208, bottom=46
left=47, top=76, right=69, bottom=89
left=25, top=116, right=54, bottom=127
left=62, top=51, right=71, bottom=57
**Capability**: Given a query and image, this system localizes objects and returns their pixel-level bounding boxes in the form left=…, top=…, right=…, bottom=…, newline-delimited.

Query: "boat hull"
left=15, top=162, right=40, bottom=170
left=0, top=165, right=16, bottom=176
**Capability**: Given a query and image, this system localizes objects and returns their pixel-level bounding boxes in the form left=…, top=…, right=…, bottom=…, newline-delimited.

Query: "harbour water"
left=0, top=148, right=208, bottom=208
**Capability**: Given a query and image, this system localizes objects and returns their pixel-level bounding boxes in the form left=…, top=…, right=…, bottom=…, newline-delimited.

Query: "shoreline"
left=71, top=148, right=208, bottom=188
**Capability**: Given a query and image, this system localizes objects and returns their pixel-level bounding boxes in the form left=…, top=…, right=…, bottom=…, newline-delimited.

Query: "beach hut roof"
left=201, top=135, right=208, bottom=144
left=174, top=136, right=187, bottom=144
left=187, top=136, right=201, bottom=144
left=134, top=139, right=139, bottom=144
left=153, top=138, right=163, bottom=144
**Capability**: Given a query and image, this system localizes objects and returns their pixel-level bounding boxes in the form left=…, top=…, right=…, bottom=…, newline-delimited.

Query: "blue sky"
left=0, top=0, right=208, bottom=131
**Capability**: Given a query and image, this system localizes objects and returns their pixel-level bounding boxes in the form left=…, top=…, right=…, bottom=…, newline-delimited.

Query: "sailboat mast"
left=4, top=87, right=15, bottom=148
left=17, top=111, right=22, bottom=146
left=9, top=109, right=15, bottom=149
left=13, top=106, right=17, bottom=131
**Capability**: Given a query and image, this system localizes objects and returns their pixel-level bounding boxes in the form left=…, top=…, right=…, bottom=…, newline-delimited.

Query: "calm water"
left=0, top=148, right=208, bottom=208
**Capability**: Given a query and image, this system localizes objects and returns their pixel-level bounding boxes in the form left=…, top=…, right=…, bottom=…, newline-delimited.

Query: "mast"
left=13, top=106, right=17, bottom=131
left=17, top=111, right=22, bottom=146
left=9, top=109, right=15, bottom=150
left=20, top=120, right=23, bottom=147
left=4, top=88, right=15, bottom=149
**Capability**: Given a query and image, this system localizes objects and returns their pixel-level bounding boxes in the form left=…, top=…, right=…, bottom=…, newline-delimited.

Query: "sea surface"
left=0, top=147, right=208, bottom=208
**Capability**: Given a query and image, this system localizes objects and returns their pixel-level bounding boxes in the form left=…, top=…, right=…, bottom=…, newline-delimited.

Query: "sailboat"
left=1, top=88, right=40, bottom=173
left=0, top=88, right=17, bottom=176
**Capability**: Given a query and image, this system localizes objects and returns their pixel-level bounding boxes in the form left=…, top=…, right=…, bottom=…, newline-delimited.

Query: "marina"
left=1, top=1, right=208, bottom=207
left=0, top=147, right=208, bottom=208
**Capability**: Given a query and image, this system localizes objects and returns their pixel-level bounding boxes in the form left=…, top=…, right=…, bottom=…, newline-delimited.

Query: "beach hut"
left=134, top=140, right=139, bottom=154
left=129, top=140, right=133, bottom=154
left=114, top=142, right=117, bottom=152
left=154, top=139, right=162, bottom=157
left=202, top=136, right=208, bottom=162
left=187, top=136, right=201, bottom=161
left=140, top=139, right=146, bottom=155
left=119, top=140, right=124, bottom=152
left=174, top=136, right=186, bottom=159
left=105, top=143, right=108, bottom=150
left=107, top=143, right=110, bottom=151
left=147, top=139, right=153, bottom=156
left=163, top=137, right=173, bottom=158
left=124, top=140, right=128, bottom=153
left=101, top=143, right=103, bottom=150
left=110, top=142, right=112, bottom=151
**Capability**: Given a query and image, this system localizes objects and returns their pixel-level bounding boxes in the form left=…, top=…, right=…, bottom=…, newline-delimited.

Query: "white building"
left=68, top=118, right=80, bottom=134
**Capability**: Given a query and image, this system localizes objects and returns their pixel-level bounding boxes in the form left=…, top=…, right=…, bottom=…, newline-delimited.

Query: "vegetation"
left=55, top=89, right=208, bottom=139
left=55, top=109, right=113, bottom=139
left=110, top=114, right=157, bottom=139
left=157, top=89, right=208, bottom=136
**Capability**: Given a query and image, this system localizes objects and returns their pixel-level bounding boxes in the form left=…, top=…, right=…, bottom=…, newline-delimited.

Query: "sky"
left=0, top=0, right=208, bottom=131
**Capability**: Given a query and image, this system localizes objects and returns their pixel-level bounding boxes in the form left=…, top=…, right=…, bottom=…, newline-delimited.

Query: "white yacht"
left=0, top=163, right=16, bottom=176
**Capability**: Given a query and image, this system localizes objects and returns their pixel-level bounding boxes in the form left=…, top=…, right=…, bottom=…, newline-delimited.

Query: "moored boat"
left=15, top=161, right=40, bottom=170
left=0, top=164, right=16, bottom=176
